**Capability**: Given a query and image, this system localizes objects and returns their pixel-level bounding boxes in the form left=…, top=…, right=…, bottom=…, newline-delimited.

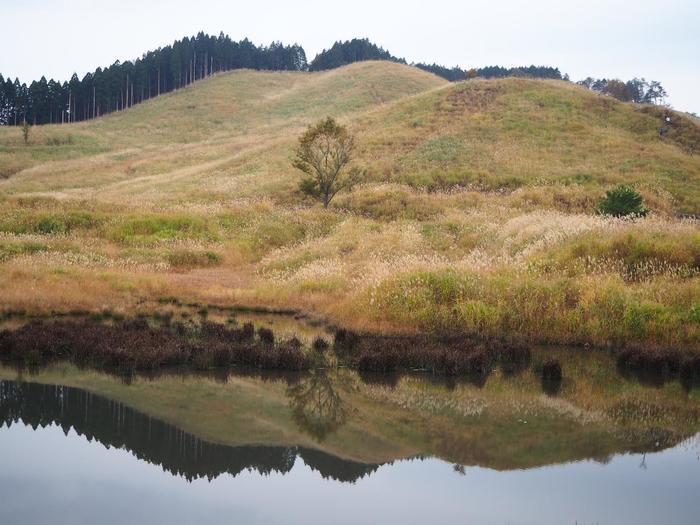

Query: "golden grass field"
left=1, top=61, right=699, bottom=350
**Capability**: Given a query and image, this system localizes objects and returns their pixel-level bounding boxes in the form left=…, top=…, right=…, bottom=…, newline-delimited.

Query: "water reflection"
left=0, top=380, right=379, bottom=483
left=541, top=376, right=562, bottom=396
left=287, top=368, right=350, bottom=442
left=1, top=342, right=699, bottom=476
left=1, top=348, right=700, bottom=525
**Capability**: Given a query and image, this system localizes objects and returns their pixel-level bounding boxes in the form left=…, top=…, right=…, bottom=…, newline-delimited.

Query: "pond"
left=0, top=345, right=699, bottom=525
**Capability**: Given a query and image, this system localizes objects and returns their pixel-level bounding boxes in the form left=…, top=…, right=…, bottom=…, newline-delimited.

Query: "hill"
left=1, top=61, right=699, bottom=351
left=0, top=61, right=446, bottom=193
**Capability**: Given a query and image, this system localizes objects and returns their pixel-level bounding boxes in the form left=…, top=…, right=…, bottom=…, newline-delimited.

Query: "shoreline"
left=1, top=311, right=699, bottom=386
left=1, top=298, right=699, bottom=354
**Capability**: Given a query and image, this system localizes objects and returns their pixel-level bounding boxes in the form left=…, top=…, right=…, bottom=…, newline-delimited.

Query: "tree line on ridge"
left=0, top=35, right=668, bottom=126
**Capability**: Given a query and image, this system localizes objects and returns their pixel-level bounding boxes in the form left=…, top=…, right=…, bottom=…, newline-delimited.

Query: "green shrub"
left=36, top=216, right=66, bottom=234
left=109, top=215, right=215, bottom=245
left=687, top=304, right=700, bottom=324
left=299, top=178, right=320, bottom=198
left=62, top=211, right=97, bottom=229
left=166, top=250, right=221, bottom=269
left=217, top=211, right=253, bottom=231
left=598, top=185, right=648, bottom=217
left=0, top=211, right=98, bottom=235
left=0, top=241, right=49, bottom=261
left=624, top=302, right=665, bottom=337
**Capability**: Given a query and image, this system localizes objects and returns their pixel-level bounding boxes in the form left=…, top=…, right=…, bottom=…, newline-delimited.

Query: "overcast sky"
left=2, top=0, right=698, bottom=113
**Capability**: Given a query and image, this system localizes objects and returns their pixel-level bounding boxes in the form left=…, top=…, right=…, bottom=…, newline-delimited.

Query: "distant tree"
left=579, top=76, right=669, bottom=106
left=413, top=63, right=565, bottom=83
left=475, top=65, right=563, bottom=80
left=601, top=79, right=632, bottom=102
left=598, top=185, right=648, bottom=217
left=577, top=77, right=595, bottom=89
left=0, top=73, right=6, bottom=125
left=309, top=38, right=404, bottom=71
left=293, top=117, right=363, bottom=208
left=0, top=33, right=310, bottom=126
left=592, top=79, right=608, bottom=92
left=414, top=63, right=466, bottom=82
left=625, top=78, right=648, bottom=103
left=21, top=120, right=30, bottom=144
left=643, top=81, right=667, bottom=105
left=0, top=29, right=671, bottom=125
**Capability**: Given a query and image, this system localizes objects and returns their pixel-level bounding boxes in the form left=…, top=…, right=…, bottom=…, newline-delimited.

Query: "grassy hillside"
left=1, top=61, right=699, bottom=350
left=0, top=61, right=446, bottom=197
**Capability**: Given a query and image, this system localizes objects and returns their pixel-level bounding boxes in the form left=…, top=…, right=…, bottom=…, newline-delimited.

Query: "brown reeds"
left=0, top=319, right=310, bottom=372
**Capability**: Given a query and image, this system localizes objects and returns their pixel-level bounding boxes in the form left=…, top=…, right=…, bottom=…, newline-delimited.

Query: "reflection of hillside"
left=0, top=380, right=380, bottom=483
left=1, top=353, right=698, bottom=474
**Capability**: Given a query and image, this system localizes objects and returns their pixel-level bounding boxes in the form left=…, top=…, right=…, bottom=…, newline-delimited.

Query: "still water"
left=0, top=347, right=699, bottom=525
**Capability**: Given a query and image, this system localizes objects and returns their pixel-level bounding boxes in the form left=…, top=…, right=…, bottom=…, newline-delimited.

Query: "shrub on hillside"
left=598, top=186, right=648, bottom=217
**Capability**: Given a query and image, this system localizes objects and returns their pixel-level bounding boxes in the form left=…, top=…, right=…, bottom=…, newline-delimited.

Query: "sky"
left=2, top=0, right=699, bottom=114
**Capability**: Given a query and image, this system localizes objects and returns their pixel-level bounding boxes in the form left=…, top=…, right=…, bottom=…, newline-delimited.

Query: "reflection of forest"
left=0, top=380, right=380, bottom=483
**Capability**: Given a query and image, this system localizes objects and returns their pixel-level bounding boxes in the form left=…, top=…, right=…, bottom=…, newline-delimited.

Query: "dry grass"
left=1, top=62, right=699, bottom=351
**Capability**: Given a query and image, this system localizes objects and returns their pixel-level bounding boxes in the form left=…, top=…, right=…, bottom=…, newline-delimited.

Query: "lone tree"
left=21, top=120, right=31, bottom=145
left=293, top=117, right=363, bottom=208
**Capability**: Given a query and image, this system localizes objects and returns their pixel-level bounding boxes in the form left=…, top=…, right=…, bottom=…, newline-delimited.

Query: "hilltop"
left=0, top=62, right=446, bottom=191
left=1, top=61, right=699, bottom=351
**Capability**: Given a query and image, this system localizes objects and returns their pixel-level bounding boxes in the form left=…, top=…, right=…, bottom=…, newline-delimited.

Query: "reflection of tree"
left=287, top=370, right=349, bottom=442
left=541, top=377, right=562, bottom=396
